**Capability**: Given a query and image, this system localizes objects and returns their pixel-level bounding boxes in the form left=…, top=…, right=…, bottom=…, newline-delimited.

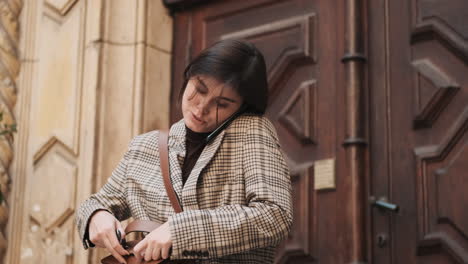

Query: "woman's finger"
left=144, top=241, right=155, bottom=261
left=88, top=210, right=126, bottom=251
left=107, top=230, right=130, bottom=256
left=133, top=238, right=146, bottom=262
left=115, top=221, right=126, bottom=241
left=160, top=245, right=171, bottom=260
left=152, top=244, right=162, bottom=261
left=113, top=221, right=129, bottom=256
left=103, top=237, right=127, bottom=264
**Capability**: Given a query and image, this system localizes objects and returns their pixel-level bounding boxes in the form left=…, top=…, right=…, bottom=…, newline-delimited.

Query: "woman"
left=76, top=39, right=292, bottom=263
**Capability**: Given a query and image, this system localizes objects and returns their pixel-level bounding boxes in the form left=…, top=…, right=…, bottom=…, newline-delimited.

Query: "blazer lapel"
left=181, top=129, right=227, bottom=210
left=166, top=120, right=186, bottom=205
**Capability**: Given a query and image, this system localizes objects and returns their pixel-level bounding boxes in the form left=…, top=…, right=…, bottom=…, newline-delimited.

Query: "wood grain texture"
left=369, top=0, right=468, bottom=263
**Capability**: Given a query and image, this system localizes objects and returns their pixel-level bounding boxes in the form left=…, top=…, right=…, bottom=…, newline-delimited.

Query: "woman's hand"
left=133, top=221, right=173, bottom=262
left=88, top=210, right=130, bottom=264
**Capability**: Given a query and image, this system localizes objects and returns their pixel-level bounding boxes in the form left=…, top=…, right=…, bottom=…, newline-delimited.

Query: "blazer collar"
left=167, top=119, right=227, bottom=210
left=166, top=120, right=185, bottom=205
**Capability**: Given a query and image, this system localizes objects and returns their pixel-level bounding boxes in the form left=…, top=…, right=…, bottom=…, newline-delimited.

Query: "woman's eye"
left=217, top=102, right=228, bottom=108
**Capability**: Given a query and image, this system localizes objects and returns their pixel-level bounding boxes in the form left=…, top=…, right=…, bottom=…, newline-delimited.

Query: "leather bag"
left=101, top=130, right=189, bottom=264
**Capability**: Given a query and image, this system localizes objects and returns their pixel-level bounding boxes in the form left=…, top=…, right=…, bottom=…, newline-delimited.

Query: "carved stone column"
left=0, top=0, right=22, bottom=261
left=0, top=0, right=23, bottom=261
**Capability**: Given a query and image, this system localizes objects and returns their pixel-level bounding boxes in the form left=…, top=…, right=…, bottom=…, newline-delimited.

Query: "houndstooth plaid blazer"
left=76, top=114, right=292, bottom=263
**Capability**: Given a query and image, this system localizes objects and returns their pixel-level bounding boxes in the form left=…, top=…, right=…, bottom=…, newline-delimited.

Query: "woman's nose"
left=196, top=100, right=210, bottom=115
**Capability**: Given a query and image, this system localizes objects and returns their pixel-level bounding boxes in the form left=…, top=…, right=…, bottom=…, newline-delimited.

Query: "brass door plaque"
left=314, top=158, right=335, bottom=190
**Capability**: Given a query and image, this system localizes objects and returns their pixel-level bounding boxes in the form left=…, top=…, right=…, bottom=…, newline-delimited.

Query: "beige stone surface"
left=31, top=3, right=84, bottom=156
left=72, top=25, right=101, bottom=264
left=45, top=0, right=78, bottom=15
left=144, top=46, right=172, bottom=132
left=85, top=0, right=104, bottom=45
left=103, top=0, right=138, bottom=43
left=17, top=1, right=86, bottom=264
left=30, top=142, right=77, bottom=228
left=147, top=0, right=173, bottom=52
left=97, top=43, right=137, bottom=186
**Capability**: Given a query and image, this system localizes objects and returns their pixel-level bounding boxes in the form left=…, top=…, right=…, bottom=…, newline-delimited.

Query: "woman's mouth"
left=191, top=112, right=204, bottom=124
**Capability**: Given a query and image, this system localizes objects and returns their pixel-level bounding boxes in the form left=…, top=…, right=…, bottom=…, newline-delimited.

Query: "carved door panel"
left=171, top=0, right=346, bottom=263
left=10, top=1, right=91, bottom=264
left=369, top=0, right=468, bottom=263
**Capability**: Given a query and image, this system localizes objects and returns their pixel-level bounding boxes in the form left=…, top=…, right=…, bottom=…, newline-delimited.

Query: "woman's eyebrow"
left=197, top=77, right=208, bottom=89
left=217, top=96, right=236, bottom=103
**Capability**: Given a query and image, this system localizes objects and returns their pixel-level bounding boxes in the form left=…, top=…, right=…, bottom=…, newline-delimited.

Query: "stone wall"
left=3, top=1, right=173, bottom=263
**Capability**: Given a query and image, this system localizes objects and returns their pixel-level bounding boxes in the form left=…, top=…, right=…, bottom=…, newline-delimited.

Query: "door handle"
left=370, top=196, right=399, bottom=212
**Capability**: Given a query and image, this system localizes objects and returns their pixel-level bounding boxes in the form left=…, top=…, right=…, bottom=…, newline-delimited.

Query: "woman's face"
left=182, top=75, right=243, bottom=133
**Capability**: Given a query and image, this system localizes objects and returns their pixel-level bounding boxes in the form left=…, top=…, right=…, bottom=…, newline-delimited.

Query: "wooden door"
left=169, top=0, right=350, bottom=263
left=369, top=0, right=468, bottom=263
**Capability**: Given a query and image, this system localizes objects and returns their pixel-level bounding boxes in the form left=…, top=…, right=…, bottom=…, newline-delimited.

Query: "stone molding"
left=0, top=0, right=22, bottom=261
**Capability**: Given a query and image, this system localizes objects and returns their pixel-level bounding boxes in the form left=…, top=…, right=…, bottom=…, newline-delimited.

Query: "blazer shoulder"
left=128, top=130, right=159, bottom=152
left=229, top=114, right=279, bottom=140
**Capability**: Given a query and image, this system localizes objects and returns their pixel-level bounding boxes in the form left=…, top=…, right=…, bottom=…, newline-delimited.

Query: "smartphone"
left=205, top=104, right=248, bottom=143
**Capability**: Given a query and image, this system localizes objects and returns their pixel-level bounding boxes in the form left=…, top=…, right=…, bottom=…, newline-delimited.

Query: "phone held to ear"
left=205, top=104, right=248, bottom=144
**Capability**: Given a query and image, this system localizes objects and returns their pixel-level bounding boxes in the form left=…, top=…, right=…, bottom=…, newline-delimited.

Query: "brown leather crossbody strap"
left=158, top=129, right=183, bottom=213
left=125, top=220, right=161, bottom=234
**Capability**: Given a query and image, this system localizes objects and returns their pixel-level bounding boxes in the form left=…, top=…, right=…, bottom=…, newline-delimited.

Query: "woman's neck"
left=185, top=125, right=211, bottom=143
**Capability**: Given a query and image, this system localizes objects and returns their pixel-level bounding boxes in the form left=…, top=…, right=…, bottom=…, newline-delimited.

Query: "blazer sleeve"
left=75, top=139, right=134, bottom=249
left=168, top=119, right=293, bottom=259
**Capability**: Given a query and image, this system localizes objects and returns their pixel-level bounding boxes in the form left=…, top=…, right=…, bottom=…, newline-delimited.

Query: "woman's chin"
left=186, top=121, right=209, bottom=133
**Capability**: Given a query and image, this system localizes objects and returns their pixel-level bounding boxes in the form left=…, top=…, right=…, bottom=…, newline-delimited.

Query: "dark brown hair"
left=179, top=39, right=268, bottom=114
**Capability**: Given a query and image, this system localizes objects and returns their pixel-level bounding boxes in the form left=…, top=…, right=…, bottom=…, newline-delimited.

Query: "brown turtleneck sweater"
left=181, top=126, right=211, bottom=186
